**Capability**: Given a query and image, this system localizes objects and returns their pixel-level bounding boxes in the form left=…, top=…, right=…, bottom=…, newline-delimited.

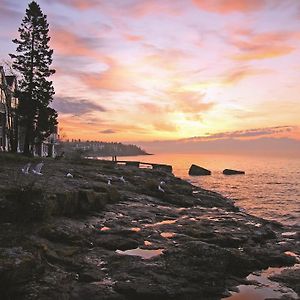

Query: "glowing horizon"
left=1, top=0, right=300, bottom=144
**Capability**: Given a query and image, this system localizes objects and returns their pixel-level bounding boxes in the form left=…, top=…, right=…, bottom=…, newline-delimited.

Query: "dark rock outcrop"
left=223, top=169, right=245, bottom=175
left=188, top=164, right=211, bottom=176
left=0, top=155, right=298, bottom=300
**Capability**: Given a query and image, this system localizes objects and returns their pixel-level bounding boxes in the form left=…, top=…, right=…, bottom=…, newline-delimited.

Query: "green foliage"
left=10, top=1, right=57, bottom=155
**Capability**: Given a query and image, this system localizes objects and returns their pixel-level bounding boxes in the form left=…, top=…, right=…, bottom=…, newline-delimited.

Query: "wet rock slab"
left=0, top=157, right=299, bottom=299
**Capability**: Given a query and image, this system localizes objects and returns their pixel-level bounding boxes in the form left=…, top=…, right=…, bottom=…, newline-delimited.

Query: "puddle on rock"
left=100, top=226, right=111, bottom=231
left=160, top=232, right=176, bottom=238
left=284, top=251, right=300, bottom=262
left=116, top=248, right=164, bottom=259
left=144, top=219, right=177, bottom=227
left=222, top=266, right=299, bottom=300
left=282, top=232, right=297, bottom=238
left=130, top=227, right=141, bottom=232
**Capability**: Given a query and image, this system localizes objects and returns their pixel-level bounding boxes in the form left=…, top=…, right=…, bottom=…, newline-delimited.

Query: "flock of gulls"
left=21, top=163, right=167, bottom=193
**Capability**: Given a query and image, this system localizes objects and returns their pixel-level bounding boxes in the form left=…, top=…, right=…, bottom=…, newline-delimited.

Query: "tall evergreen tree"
left=10, top=1, right=57, bottom=155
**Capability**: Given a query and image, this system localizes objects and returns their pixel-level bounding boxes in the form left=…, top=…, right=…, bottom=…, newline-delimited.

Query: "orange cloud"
left=59, top=113, right=151, bottom=141
left=79, top=63, right=142, bottom=92
left=51, top=27, right=113, bottom=66
left=127, top=1, right=182, bottom=17
left=231, top=31, right=296, bottom=61
left=223, top=66, right=272, bottom=84
left=51, top=28, right=96, bottom=57
left=192, top=0, right=266, bottom=14
left=124, top=33, right=144, bottom=42
left=152, top=120, right=178, bottom=132
left=172, top=91, right=213, bottom=113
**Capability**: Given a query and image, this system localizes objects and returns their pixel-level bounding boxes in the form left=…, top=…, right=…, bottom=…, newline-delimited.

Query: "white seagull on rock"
left=32, top=163, right=44, bottom=175
left=158, top=185, right=165, bottom=193
left=21, top=163, right=31, bottom=174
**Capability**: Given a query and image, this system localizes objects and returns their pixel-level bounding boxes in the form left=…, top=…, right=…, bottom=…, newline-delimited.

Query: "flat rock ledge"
left=0, top=156, right=299, bottom=300
left=223, top=169, right=245, bottom=175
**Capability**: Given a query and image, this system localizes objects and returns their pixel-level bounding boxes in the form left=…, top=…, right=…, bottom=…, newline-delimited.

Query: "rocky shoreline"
left=0, top=155, right=299, bottom=299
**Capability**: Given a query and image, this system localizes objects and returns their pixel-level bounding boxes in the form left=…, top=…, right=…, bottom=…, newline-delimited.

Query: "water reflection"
left=145, top=219, right=177, bottom=227
left=130, top=227, right=141, bottom=232
left=100, top=226, right=110, bottom=231
left=222, top=266, right=298, bottom=300
left=160, top=232, right=176, bottom=238
left=116, top=248, right=163, bottom=259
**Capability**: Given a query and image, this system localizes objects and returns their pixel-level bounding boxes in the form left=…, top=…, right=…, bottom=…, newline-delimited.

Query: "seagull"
left=158, top=185, right=165, bottom=193
left=66, top=173, right=73, bottom=178
left=21, top=163, right=31, bottom=174
left=32, top=162, right=44, bottom=175
left=120, top=176, right=126, bottom=183
left=107, top=179, right=111, bottom=185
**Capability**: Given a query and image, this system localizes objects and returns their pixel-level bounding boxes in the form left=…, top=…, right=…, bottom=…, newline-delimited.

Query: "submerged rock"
left=188, top=164, right=211, bottom=176
left=223, top=169, right=245, bottom=175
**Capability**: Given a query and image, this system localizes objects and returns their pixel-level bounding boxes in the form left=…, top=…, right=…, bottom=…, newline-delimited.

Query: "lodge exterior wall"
left=0, top=66, right=58, bottom=156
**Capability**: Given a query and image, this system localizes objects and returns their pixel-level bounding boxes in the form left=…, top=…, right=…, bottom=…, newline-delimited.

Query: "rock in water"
left=188, top=164, right=211, bottom=176
left=223, top=169, right=245, bottom=175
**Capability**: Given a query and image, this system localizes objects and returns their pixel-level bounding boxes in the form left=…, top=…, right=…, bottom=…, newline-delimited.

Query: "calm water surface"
left=117, top=153, right=300, bottom=226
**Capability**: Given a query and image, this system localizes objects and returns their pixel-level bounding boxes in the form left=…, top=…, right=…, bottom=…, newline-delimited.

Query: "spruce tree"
left=10, top=1, right=57, bottom=155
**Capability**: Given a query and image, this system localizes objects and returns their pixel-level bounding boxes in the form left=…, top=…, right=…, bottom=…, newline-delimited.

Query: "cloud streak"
left=182, top=126, right=297, bottom=141
left=53, top=96, right=107, bottom=115
left=192, top=0, right=266, bottom=14
left=231, top=31, right=296, bottom=61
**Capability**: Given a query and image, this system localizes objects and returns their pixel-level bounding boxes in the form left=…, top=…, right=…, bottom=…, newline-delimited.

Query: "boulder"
left=152, top=164, right=173, bottom=173
left=223, top=169, right=245, bottom=175
left=188, top=164, right=211, bottom=176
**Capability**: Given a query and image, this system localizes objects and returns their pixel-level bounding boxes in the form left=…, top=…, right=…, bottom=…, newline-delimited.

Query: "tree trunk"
left=23, top=118, right=34, bottom=156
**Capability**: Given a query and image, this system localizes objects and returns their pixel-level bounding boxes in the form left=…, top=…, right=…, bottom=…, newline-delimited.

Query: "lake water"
left=114, top=153, right=300, bottom=226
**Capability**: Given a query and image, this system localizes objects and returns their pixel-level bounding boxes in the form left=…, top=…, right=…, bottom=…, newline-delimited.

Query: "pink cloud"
left=231, top=31, right=297, bottom=61
left=126, top=1, right=183, bottom=18
left=124, top=33, right=144, bottom=42
left=192, top=0, right=266, bottom=14
left=48, top=0, right=100, bottom=10
left=79, top=62, right=142, bottom=92
left=223, top=65, right=272, bottom=84
left=50, top=27, right=114, bottom=67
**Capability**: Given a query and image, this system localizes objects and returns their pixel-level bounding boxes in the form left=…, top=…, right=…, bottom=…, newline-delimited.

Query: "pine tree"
left=10, top=1, right=57, bottom=156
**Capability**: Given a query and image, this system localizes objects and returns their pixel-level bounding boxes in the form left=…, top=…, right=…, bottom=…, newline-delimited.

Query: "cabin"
left=34, top=130, right=59, bottom=158
left=0, top=65, right=59, bottom=156
left=0, top=66, right=22, bottom=152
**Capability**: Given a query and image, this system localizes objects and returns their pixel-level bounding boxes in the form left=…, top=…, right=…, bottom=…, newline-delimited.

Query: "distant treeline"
left=61, top=140, right=149, bottom=157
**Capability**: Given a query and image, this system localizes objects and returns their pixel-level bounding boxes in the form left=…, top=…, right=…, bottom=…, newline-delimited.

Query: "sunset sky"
left=1, top=0, right=300, bottom=151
